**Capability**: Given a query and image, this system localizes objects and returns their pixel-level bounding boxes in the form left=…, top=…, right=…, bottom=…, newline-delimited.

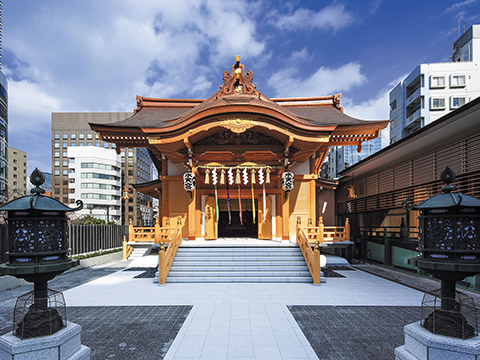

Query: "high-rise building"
left=0, top=0, right=7, bottom=203
left=7, top=147, right=27, bottom=199
left=67, top=146, right=122, bottom=224
left=389, top=24, right=480, bottom=143
left=322, top=137, right=382, bottom=179
left=51, top=113, right=154, bottom=225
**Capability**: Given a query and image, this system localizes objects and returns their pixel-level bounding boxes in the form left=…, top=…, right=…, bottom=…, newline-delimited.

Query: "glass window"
left=54, top=170, right=60, bottom=175
left=63, top=133, right=68, bottom=140
left=95, top=133, right=99, bottom=139
left=63, top=152, right=68, bottom=157
left=431, top=98, right=445, bottom=109
left=63, top=142, right=68, bottom=148
left=128, top=151, right=133, bottom=157
left=55, top=151, right=60, bottom=157
left=451, top=75, right=466, bottom=87
left=54, top=133, right=60, bottom=140
left=79, top=142, right=84, bottom=146
left=87, top=142, right=92, bottom=146
left=54, top=179, right=60, bottom=185
left=70, top=143, right=76, bottom=147
left=79, top=133, right=85, bottom=140
left=63, top=170, right=68, bottom=176
left=54, top=143, right=60, bottom=148
left=104, top=143, right=109, bottom=148
left=87, top=133, right=93, bottom=140
left=54, top=161, right=60, bottom=167
left=451, top=97, right=466, bottom=108
left=390, top=118, right=397, bottom=129
left=63, top=160, right=68, bottom=166
left=430, top=76, right=445, bottom=88
left=70, top=133, right=76, bottom=140
left=96, top=143, right=101, bottom=147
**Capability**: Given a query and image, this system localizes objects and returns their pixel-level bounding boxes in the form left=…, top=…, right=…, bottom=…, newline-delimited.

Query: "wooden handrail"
left=128, top=217, right=176, bottom=243
left=122, top=236, right=133, bottom=260
left=158, top=217, right=183, bottom=285
left=297, top=217, right=320, bottom=285
left=304, top=217, right=350, bottom=243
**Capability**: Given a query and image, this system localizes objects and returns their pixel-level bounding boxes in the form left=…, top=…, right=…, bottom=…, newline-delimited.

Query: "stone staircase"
left=162, top=245, right=315, bottom=283
left=127, top=242, right=152, bottom=260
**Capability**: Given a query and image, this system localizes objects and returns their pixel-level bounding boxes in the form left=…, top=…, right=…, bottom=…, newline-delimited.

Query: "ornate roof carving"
left=219, top=56, right=259, bottom=96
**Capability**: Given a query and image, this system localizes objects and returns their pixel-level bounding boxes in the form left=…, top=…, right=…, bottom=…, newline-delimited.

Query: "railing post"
left=129, top=218, right=134, bottom=242
left=159, top=242, right=166, bottom=285
left=318, top=217, right=324, bottom=243
left=155, top=217, right=161, bottom=243
left=296, top=216, right=301, bottom=242
left=122, top=236, right=128, bottom=260
left=345, top=218, right=350, bottom=241
left=313, top=241, right=320, bottom=286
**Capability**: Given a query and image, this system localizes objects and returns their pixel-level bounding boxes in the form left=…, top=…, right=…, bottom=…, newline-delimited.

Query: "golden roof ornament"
left=219, top=56, right=257, bottom=95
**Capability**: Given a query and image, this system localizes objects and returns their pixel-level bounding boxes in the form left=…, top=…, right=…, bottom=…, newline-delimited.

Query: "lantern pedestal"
left=0, top=321, right=90, bottom=360
left=395, top=321, right=480, bottom=360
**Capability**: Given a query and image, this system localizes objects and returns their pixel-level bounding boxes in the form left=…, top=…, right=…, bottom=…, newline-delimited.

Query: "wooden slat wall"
left=338, top=132, right=480, bottom=215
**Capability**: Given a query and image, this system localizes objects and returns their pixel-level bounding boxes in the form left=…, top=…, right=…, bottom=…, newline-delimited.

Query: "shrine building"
left=90, top=57, right=388, bottom=242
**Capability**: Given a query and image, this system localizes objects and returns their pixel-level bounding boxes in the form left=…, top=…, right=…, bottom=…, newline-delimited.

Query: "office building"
left=51, top=113, right=154, bottom=225
left=0, top=1, right=7, bottom=203
left=67, top=146, right=122, bottom=224
left=389, top=24, right=480, bottom=143
left=7, top=147, right=26, bottom=199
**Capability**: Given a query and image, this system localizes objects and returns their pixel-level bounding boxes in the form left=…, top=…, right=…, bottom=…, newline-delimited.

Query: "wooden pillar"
left=282, top=192, right=290, bottom=241
left=162, top=180, right=169, bottom=227
left=188, top=188, right=196, bottom=241
left=308, top=179, right=316, bottom=225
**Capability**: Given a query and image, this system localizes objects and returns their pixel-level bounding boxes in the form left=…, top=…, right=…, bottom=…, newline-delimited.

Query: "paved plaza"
left=0, top=254, right=438, bottom=360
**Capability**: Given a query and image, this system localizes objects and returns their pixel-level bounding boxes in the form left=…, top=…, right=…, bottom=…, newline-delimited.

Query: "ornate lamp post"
left=0, top=169, right=83, bottom=338
left=403, top=166, right=480, bottom=339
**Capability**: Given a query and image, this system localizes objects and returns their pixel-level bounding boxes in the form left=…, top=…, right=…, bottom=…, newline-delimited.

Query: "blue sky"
left=3, top=0, right=480, bottom=176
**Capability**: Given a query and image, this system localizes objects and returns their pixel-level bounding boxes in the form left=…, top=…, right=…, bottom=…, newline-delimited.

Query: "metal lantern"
left=0, top=168, right=83, bottom=338
left=183, top=171, right=196, bottom=192
left=281, top=171, right=294, bottom=192
left=403, top=166, right=480, bottom=339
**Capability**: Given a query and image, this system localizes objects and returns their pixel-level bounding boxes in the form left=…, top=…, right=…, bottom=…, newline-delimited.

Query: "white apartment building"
left=390, top=25, right=480, bottom=143
left=67, top=147, right=122, bottom=224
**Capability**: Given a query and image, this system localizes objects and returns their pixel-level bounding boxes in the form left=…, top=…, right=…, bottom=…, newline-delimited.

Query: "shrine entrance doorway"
left=217, top=199, right=258, bottom=238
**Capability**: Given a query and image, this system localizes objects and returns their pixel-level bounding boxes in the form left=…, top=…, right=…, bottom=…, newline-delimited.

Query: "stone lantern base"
left=0, top=322, right=90, bottom=360
left=395, top=321, right=480, bottom=360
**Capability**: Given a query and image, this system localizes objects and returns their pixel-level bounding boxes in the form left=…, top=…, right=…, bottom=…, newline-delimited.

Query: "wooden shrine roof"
left=90, top=57, right=388, bottom=174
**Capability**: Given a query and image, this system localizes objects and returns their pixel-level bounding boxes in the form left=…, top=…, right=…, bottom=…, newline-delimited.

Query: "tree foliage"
left=71, top=215, right=116, bottom=225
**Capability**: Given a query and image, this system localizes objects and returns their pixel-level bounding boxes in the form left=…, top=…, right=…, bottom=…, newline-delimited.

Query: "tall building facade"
left=7, top=147, right=26, bottom=199
left=67, top=147, right=122, bottom=224
left=51, top=113, right=155, bottom=225
left=0, top=1, right=9, bottom=204
left=389, top=24, right=480, bottom=143
left=322, top=137, right=382, bottom=179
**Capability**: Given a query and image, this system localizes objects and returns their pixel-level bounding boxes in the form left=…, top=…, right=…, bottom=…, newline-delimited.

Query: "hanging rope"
left=226, top=181, right=231, bottom=225
left=263, top=183, right=266, bottom=224
left=238, top=184, right=243, bottom=225
left=251, top=181, right=256, bottom=224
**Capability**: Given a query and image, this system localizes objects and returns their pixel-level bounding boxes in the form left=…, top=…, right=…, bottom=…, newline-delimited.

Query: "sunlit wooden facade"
left=91, top=58, right=388, bottom=241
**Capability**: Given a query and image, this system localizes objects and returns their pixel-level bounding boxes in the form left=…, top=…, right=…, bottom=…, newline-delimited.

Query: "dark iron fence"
left=68, top=225, right=129, bottom=255
left=0, top=225, right=129, bottom=264
left=0, top=224, right=6, bottom=264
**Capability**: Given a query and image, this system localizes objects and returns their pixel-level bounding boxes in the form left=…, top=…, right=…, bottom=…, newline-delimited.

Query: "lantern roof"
left=0, top=168, right=83, bottom=212
left=0, top=194, right=82, bottom=212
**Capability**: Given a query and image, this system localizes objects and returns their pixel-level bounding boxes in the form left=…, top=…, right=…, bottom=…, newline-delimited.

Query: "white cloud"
left=268, top=62, right=367, bottom=98
left=444, top=0, right=476, bottom=13
left=271, top=4, right=354, bottom=32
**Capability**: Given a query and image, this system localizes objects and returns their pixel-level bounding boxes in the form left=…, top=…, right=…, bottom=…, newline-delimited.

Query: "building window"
left=430, top=76, right=445, bottom=88
left=54, top=133, right=60, bottom=140
left=451, top=97, right=466, bottom=109
left=79, top=142, right=84, bottom=146
left=87, top=133, right=93, bottom=140
left=63, top=134, right=68, bottom=140
left=63, top=160, right=68, bottom=166
left=54, top=161, right=60, bottom=167
left=63, top=170, right=68, bottom=176
left=128, top=151, right=133, bottom=157
left=95, top=133, right=99, bottom=139
left=70, top=143, right=76, bottom=147
left=390, top=118, right=397, bottom=129
left=431, top=97, right=445, bottom=110
left=79, top=133, right=85, bottom=140
left=55, top=151, right=60, bottom=157
left=63, top=143, right=68, bottom=148
left=55, top=170, right=60, bottom=175
left=54, top=143, right=60, bottom=148
left=104, top=143, right=109, bottom=148
left=55, top=188, right=60, bottom=194
left=96, top=143, right=101, bottom=147
left=450, top=75, right=466, bottom=87
left=390, top=100, right=397, bottom=111
left=54, top=179, right=60, bottom=185
left=63, top=152, right=68, bottom=157
left=71, top=133, right=76, bottom=140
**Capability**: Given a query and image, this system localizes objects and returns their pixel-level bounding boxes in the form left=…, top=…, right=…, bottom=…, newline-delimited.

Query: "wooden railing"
left=122, top=236, right=133, bottom=260
left=158, top=217, right=183, bottom=285
left=305, top=217, right=350, bottom=243
left=297, top=217, right=321, bottom=285
left=128, top=218, right=176, bottom=244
